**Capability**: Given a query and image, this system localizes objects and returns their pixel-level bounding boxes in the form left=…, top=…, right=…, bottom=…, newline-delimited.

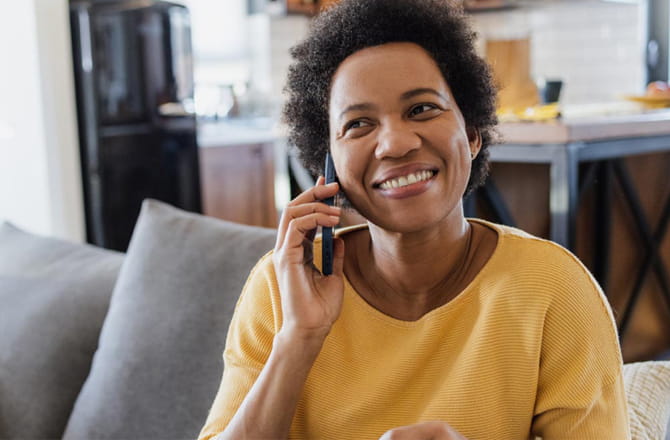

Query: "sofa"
left=0, top=199, right=669, bottom=440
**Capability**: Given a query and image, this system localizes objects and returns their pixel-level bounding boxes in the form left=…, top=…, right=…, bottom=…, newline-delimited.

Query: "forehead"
left=329, top=42, right=450, bottom=108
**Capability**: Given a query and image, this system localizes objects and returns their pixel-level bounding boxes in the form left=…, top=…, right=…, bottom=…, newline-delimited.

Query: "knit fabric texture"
left=199, top=220, right=630, bottom=440
left=623, top=361, right=670, bottom=440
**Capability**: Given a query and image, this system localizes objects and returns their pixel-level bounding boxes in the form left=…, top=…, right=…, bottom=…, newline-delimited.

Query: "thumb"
left=331, top=237, right=345, bottom=277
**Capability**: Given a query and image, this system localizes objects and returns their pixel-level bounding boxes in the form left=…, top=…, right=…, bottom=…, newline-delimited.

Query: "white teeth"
left=379, top=170, right=434, bottom=190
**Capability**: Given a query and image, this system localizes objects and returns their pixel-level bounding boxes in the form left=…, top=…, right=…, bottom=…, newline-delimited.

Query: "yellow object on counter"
left=623, top=95, right=670, bottom=109
left=497, top=103, right=561, bottom=122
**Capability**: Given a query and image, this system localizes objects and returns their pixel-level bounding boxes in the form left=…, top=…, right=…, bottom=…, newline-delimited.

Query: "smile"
left=378, top=170, right=436, bottom=190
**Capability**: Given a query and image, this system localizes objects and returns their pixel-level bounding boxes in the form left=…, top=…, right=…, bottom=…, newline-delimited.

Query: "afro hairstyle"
left=282, top=0, right=498, bottom=197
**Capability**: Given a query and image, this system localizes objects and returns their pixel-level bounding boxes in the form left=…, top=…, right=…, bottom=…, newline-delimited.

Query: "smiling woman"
left=327, top=43, right=478, bottom=234
left=198, top=1, right=631, bottom=439
left=284, top=0, right=497, bottom=198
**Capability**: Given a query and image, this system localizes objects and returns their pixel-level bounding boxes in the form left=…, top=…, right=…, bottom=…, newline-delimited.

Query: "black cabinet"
left=70, top=0, right=202, bottom=251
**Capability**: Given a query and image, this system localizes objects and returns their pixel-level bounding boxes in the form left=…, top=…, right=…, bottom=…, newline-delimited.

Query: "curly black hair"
left=282, top=0, right=498, bottom=197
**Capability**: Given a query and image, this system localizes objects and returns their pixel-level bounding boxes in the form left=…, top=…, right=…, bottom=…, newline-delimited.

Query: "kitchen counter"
left=195, top=117, right=290, bottom=229
left=487, top=108, right=670, bottom=247
left=498, top=108, right=670, bottom=144
left=196, top=118, right=285, bottom=148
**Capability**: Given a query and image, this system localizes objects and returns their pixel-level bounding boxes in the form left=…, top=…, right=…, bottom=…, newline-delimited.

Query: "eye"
left=408, top=103, right=439, bottom=117
left=344, top=119, right=371, bottom=132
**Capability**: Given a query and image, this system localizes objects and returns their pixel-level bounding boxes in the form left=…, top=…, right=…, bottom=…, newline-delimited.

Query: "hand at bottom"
left=379, top=421, right=468, bottom=440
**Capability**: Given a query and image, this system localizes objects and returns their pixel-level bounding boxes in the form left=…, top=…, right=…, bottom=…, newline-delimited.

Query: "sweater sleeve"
left=530, top=247, right=631, bottom=439
left=198, top=253, right=281, bottom=440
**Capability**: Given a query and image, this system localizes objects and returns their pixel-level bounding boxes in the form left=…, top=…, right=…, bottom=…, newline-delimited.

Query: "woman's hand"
left=379, top=422, right=468, bottom=440
left=217, top=178, right=345, bottom=440
left=272, top=176, right=346, bottom=341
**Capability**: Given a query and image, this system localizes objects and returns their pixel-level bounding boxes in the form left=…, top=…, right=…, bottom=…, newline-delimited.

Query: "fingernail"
left=329, top=215, right=339, bottom=222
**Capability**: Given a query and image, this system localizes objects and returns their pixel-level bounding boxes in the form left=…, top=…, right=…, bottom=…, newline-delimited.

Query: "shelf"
left=465, top=0, right=518, bottom=13
left=286, top=0, right=319, bottom=16
left=283, top=0, right=637, bottom=17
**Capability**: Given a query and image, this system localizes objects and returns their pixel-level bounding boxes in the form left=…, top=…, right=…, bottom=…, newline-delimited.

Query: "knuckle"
left=435, top=423, right=451, bottom=436
left=286, top=197, right=301, bottom=207
left=287, top=217, right=311, bottom=236
left=272, top=250, right=284, bottom=266
left=281, top=207, right=296, bottom=220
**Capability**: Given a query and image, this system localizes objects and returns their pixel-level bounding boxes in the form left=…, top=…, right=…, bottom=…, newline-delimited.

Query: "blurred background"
left=0, top=0, right=668, bottom=361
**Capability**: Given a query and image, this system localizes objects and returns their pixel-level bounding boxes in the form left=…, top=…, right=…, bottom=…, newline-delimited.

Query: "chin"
left=346, top=188, right=463, bottom=233
left=366, top=211, right=448, bottom=234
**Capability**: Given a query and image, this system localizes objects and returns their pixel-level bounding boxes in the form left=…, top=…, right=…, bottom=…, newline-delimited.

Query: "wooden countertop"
left=498, top=109, right=670, bottom=145
left=197, top=118, right=284, bottom=147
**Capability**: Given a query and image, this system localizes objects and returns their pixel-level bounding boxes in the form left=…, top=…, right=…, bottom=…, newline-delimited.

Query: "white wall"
left=184, top=0, right=247, bottom=60
left=0, top=0, right=85, bottom=241
left=266, top=3, right=644, bottom=106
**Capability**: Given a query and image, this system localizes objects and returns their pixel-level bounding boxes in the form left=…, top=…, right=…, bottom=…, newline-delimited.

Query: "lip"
left=372, top=163, right=438, bottom=188
left=377, top=176, right=435, bottom=199
left=371, top=163, right=438, bottom=200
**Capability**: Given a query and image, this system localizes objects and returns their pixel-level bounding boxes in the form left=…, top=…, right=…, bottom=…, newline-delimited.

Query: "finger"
left=302, top=228, right=317, bottom=265
left=276, top=176, right=332, bottom=250
left=378, top=423, right=429, bottom=440
left=378, top=431, right=400, bottom=440
left=278, top=202, right=341, bottom=243
left=284, top=213, right=340, bottom=251
left=330, top=237, right=346, bottom=277
left=276, top=203, right=341, bottom=249
left=379, top=428, right=415, bottom=440
left=287, top=181, right=339, bottom=207
left=379, top=422, right=459, bottom=440
left=274, top=177, right=338, bottom=254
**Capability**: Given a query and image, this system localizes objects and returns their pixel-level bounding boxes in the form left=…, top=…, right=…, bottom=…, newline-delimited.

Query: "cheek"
left=336, top=161, right=362, bottom=194
left=333, top=149, right=370, bottom=200
left=334, top=145, right=361, bottom=178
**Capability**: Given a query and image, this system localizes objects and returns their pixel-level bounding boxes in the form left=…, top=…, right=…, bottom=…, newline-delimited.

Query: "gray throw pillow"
left=63, top=199, right=276, bottom=440
left=0, top=222, right=124, bottom=440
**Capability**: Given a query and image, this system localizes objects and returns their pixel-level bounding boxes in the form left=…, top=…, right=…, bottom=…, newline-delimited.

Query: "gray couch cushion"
left=63, top=199, right=276, bottom=440
left=0, top=223, right=124, bottom=440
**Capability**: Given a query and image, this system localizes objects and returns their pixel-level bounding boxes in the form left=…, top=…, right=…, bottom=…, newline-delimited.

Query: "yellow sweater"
left=199, top=220, right=630, bottom=440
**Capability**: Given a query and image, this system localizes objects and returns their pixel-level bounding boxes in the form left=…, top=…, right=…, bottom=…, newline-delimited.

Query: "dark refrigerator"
left=70, top=0, right=202, bottom=251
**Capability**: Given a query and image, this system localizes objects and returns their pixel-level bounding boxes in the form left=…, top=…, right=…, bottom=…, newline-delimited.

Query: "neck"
left=356, top=209, right=473, bottom=319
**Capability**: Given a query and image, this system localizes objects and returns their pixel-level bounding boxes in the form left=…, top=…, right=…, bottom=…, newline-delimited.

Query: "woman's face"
left=328, top=42, right=480, bottom=232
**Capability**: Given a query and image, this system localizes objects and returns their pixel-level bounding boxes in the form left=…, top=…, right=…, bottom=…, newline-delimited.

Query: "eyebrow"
left=400, top=87, right=448, bottom=102
left=337, top=88, right=448, bottom=122
left=338, top=103, right=377, bottom=122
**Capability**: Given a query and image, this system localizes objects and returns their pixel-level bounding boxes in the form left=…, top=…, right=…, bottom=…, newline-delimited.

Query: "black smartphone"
left=322, top=152, right=337, bottom=275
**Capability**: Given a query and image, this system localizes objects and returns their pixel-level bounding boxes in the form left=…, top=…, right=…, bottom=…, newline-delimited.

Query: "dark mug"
left=537, top=79, right=563, bottom=104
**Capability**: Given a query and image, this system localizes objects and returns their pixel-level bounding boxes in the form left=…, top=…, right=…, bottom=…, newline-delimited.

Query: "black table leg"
left=612, top=159, right=670, bottom=338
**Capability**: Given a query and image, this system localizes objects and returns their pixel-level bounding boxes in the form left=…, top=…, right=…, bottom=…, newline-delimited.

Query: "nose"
left=374, top=118, right=421, bottom=160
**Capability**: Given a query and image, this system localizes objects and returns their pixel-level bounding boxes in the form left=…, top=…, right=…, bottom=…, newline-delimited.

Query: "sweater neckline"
left=338, top=218, right=505, bottom=327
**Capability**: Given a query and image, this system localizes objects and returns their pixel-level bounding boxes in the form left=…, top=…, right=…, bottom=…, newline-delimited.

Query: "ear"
left=467, top=127, right=482, bottom=159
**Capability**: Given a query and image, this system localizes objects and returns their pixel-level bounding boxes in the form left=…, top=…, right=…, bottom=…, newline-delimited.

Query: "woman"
left=199, top=0, right=630, bottom=438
